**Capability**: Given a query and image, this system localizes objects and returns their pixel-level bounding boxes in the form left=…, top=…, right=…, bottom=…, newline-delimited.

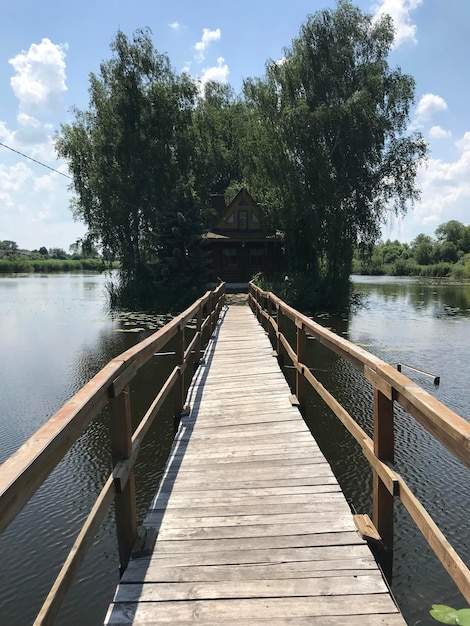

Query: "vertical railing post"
left=174, top=323, right=185, bottom=434
left=296, top=319, right=307, bottom=409
left=210, top=292, right=216, bottom=336
left=276, top=304, right=284, bottom=367
left=195, top=305, right=203, bottom=367
left=109, top=386, right=137, bottom=575
left=373, top=386, right=395, bottom=553
left=267, top=297, right=273, bottom=344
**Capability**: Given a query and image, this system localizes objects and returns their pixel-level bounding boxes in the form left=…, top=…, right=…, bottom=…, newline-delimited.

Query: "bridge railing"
left=0, top=281, right=225, bottom=626
left=249, top=281, right=470, bottom=604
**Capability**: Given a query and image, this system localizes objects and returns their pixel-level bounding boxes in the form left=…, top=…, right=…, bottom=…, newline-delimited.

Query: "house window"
left=238, top=210, right=248, bottom=230
left=251, top=212, right=259, bottom=224
left=250, top=248, right=265, bottom=267
left=222, top=248, right=238, bottom=268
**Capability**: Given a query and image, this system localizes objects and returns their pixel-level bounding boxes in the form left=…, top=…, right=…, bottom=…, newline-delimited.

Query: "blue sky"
left=1, top=0, right=469, bottom=251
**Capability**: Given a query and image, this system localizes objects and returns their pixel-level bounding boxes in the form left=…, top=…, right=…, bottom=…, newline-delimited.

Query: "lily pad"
left=429, top=605, right=470, bottom=624
left=430, top=605, right=459, bottom=624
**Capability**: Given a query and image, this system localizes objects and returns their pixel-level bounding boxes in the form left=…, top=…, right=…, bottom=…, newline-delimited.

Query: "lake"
left=0, top=273, right=468, bottom=625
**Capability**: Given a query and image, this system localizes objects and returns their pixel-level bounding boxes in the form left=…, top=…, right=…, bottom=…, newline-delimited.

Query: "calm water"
left=0, top=273, right=469, bottom=625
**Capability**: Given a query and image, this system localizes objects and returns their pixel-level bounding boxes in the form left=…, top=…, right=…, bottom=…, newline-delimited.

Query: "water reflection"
left=353, top=275, right=470, bottom=318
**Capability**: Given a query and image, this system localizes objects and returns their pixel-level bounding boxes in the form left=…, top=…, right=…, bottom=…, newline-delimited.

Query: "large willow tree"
left=242, top=1, right=427, bottom=305
left=56, top=29, right=198, bottom=305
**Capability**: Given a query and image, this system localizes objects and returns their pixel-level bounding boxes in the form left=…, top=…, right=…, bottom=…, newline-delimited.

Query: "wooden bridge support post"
left=210, top=293, right=216, bottom=336
left=276, top=305, right=284, bottom=367
left=109, top=386, right=137, bottom=575
left=267, top=298, right=274, bottom=345
left=373, top=386, right=395, bottom=554
left=194, top=305, right=203, bottom=368
left=174, top=324, right=185, bottom=434
left=296, top=320, right=307, bottom=409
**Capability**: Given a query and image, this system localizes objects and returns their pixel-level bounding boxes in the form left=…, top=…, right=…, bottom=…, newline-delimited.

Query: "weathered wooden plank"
left=152, top=508, right=352, bottom=528
left=154, top=519, right=355, bottom=542
left=135, top=544, right=376, bottom=568
left=149, top=500, right=351, bottom=518
left=154, top=476, right=341, bottom=492
left=106, top=595, right=402, bottom=623
left=170, top=448, right=325, bottom=464
left=105, top=615, right=406, bottom=626
left=115, top=574, right=389, bottom=602
left=149, top=492, right=345, bottom=511
left=121, top=558, right=378, bottom=583
left=124, top=531, right=366, bottom=559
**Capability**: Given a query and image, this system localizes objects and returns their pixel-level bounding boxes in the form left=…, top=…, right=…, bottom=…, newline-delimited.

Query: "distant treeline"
left=354, top=220, right=470, bottom=279
left=0, top=258, right=110, bottom=274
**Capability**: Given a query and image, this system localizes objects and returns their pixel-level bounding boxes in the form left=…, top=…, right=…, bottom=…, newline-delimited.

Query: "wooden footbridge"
left=0, top=282, right=469, bottom=625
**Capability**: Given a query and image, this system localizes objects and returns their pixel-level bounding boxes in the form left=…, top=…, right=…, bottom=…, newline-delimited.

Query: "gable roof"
left=213, top=188, right=263, bottom=234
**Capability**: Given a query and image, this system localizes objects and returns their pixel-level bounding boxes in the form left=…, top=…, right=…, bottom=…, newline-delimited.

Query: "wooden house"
left=205, top=188, right=285, bottom=283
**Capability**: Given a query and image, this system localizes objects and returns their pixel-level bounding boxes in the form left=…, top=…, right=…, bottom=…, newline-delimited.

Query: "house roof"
left=212, top=188, right=266, bottom=234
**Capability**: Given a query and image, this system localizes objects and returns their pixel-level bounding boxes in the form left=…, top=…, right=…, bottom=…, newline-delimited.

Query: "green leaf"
left=456, top=609, right=470, bottom=625
left=430, top=605, right=459, bottom=624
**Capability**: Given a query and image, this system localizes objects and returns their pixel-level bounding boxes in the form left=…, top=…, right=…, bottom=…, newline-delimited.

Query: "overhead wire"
left=0, top=141, right=73, bottom=180
left=0, top=140, right=156, bottom=213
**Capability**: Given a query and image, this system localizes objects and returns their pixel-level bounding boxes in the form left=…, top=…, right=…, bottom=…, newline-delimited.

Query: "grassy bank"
left=0, top=258, right=115, bottom=273
left=352, top=257, right=470, bottom=279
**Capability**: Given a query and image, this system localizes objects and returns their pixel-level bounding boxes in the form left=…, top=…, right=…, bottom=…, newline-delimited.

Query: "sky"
left=1, top=0, right=469, bottom=252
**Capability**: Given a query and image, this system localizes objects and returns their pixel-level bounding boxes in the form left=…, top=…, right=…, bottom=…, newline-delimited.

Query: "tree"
left=241, top=1, right=427, bottom=305
left=435, top=220, right=470, bottom=254
left=49, top=248, right=67, bottom=259
left=191, top=81, right=244, bottom=206
left=0, top=241, right=18, bottom=255
left=411, top=234, right=434, bottom=265
left=150, top=184, right=211, bottom=310
left=56, top=28, right=198, bottom=302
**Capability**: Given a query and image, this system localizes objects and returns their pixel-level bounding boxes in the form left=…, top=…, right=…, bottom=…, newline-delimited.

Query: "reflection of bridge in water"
left=0, top=282, right=468, bottom=624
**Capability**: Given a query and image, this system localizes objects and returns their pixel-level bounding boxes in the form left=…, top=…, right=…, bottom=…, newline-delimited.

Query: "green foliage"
left=429, top=605, right=470, bottom=625
left=0, top=258, right=108, bottom=274
left=241, top=0, right=426, bottom=301
left=151, top=185, right=211, bottom=311
left=252, top=271, right=352, bottom=314
left=55, top=28, right=198, bottom=289
left=191, top=81, right=244, bottom=203
left=0, top=240, right=19, bottom=254
left=355, top=223, right=470, bottom=278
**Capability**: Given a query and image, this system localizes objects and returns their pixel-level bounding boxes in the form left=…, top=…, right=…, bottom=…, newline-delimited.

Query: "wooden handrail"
left=0, top=282, right=226, bottom=625
left=248, top=281, right=470, bottom=604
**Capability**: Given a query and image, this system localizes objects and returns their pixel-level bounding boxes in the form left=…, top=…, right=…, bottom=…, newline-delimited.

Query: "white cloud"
left=9, top=38, right=68, bottom=114
left=412, top=133, right=470, bottom=229
left=194, top=28, right=221, bottom=62
left=429, top=126, right=451, bottom=140
left=372, top=0, right=423, bottom=48
left=384, top=130, right=470, bottom=241
left=0, top=162, right=33, bottom=206
left=416, top=93, right=448, bottom=121
left=169, top=22, right=180, bottom=30
left=0, top=39, right=85, bottom=250
left=199, top=57, right=230, bottom=90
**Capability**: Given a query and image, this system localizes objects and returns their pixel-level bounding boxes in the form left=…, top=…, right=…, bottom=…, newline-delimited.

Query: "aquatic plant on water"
left=429, top=605, right=470, bottom=624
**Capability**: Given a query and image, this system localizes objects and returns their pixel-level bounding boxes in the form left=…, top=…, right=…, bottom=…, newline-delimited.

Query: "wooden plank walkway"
left=105, top=303, right=406, bottom=625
